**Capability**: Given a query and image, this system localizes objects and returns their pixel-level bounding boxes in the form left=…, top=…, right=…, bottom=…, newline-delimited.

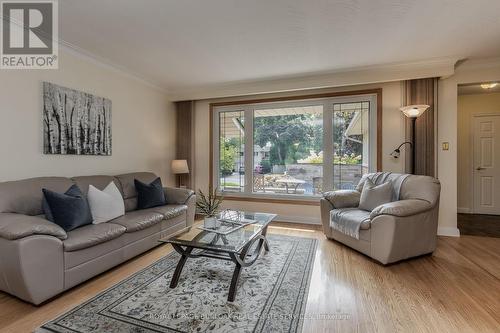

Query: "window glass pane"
left=253, top=105, right=323, bottom=196
left=219, top=111, right=245, bottom=192
left=333, top=102, right=369, bottom=190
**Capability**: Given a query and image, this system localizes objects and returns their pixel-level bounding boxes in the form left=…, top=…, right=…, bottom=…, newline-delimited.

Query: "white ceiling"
left=59, top=0, right=500, bottom=94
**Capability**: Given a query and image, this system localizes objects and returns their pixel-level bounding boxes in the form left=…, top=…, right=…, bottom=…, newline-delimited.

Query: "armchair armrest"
left=163, top=187, right=195, bottom=205
left=323, top=190, right=360, bottom=209
left=0, top=213, right=67, bottom=240
left=370, top=199, right=432, bottom=219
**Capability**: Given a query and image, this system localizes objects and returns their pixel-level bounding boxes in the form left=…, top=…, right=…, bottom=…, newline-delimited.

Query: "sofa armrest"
left=369, top=204, right=439, bottom=264
left=0, top=213, right=67, bottom=241
left=163, top=187, right=195, bottom=205
left=0, top=235, right=64, bottom=304
left=185, top=194, right=196, bottom=228
left=370, top=199, right=432, bottom=219
left=320, top=198, right=334, bottom=237
left=323, top=190, right=360, bottom=209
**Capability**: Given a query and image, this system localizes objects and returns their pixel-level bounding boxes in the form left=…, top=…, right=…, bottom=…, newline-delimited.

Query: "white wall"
left=438, top=58, right=500, bottom=236
left=193, top=82, right=405, bottom=224
left=457, top=92, right=500, bottom=213
left=0, top=49, right=176, bottom=184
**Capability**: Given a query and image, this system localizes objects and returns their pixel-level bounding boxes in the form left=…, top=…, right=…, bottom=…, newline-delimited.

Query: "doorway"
left=472, top=114, right=500, bottom=215
left=457, top=83, right=500, bottom=237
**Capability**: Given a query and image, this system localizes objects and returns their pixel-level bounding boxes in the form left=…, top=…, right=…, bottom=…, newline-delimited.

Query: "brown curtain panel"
left=175, top=101, right=195, bottom=189
left=403, top=78, right=437, bottom=177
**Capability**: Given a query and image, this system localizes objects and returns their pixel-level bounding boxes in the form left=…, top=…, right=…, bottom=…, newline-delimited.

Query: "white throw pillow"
left=87, top=182, right=125, bottom=224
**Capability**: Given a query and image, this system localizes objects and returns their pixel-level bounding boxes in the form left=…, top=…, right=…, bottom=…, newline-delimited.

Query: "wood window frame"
left=209, top=88, right=382, bottom=205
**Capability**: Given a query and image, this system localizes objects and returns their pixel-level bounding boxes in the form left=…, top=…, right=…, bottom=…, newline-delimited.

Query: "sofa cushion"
left=163, top=187, right=194, bottom=205
left=135, top=178, right=167, bottom=209
left=330, top=208, right=371, bottom=230
left=151, top=204, right=187, bottom=219
left=399, top=175, right=441, bottom=207
left=110, top=210, right=164, bottom=233
left=0, top=177, right=74, bottom=216
left=64, top=235, right=127, bottom=270
left=115, top=172, right=158, bottom=211
left=0, top=213, right=67, bottom=240
left=71, top=175, right=123, bottom=196
left=357, top=172, right=412, bottom=202
left=63, top=223, right=126, bottom=252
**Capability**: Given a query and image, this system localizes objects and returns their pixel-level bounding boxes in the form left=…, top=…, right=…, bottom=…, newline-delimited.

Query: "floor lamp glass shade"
left=399, top=105, right=429, bottom=174
left=171, top=159, right=189, bottom=174
left=400, top=105, right=430, bottom=118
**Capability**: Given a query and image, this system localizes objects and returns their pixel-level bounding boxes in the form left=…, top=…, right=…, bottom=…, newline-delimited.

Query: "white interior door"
left=473, top=115, right=500, bottom=215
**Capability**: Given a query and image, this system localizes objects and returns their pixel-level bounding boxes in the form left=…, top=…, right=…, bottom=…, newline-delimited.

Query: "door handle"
left=476, top=167, right=485, bottom=171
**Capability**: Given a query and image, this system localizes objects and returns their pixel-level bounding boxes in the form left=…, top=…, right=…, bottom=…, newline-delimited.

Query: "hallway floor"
left=458, top=213, right=500, bottom=237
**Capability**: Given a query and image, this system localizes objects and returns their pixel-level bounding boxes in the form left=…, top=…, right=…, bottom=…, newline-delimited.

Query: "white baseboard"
left=437, top=227, right=460, bottom=237
left=457, top=207, right=471, bottom=214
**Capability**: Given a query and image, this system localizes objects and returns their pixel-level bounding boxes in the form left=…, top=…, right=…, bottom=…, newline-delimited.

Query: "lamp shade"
left=400, top=105, right=430, bottom=118
left=171, top=159, right=189, bottom=174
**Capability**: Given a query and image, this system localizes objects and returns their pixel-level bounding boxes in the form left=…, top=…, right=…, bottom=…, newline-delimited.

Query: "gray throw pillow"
left=358, top=179, right=393, bottom=211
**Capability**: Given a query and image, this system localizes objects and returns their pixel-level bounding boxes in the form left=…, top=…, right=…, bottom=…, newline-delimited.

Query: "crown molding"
left=57, top=36, right=461, bottom=102
left=1, top=13, right=169, bottom=94
left=169, top=57, right=458, bottom=101
left=58, top=40, right=170, bottom=94
left=456, top=56, right=500, bottom=71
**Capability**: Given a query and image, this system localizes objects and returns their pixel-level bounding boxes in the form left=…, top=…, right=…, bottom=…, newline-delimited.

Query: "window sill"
left=218, top=193, right=320, bottom=206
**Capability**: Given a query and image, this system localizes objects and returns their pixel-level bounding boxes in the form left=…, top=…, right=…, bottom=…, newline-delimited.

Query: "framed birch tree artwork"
left=43, top=82, right=112, bottom=155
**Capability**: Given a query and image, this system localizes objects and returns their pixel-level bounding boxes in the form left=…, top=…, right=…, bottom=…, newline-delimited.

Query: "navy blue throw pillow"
left=42, top=185, right=93, bottom=232
left=43, top=184, right=82, bottom=222
left=135, top=177, right=166, bottom=209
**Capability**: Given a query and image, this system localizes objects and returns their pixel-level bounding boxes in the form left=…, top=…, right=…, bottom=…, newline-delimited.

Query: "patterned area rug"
left=38, top=234, right=317, bottom=333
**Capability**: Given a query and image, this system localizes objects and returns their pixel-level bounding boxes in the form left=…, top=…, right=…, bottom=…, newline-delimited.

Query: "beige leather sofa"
left=320, top=173, right=440, bottom=265
left=0, top=172, right=195, bottom=305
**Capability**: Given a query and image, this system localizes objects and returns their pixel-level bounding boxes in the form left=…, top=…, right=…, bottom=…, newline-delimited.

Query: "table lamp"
left=171, top=159, right=189, bottom=188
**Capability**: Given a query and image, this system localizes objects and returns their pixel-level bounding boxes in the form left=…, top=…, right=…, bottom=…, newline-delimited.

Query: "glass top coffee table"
left=159, top=211, right=277, bottom=302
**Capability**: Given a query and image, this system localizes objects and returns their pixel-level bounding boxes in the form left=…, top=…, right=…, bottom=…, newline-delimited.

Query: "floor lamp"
left=399, top=105, right=430, bottom=174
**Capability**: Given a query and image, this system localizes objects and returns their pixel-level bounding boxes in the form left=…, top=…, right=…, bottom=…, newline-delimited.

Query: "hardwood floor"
left=458, top=213, right=500, bottom=238
left=0, top=222, right=499, bottom=333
